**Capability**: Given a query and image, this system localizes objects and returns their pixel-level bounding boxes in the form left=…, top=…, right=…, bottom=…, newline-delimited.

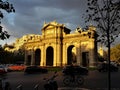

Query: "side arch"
left=67, top=45, right=76, bottom=65
left=35, top=49, right=41, bottom=65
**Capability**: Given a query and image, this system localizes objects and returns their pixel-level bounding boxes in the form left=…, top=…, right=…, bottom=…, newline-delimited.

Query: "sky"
left=0, top=0, right=120, bottom=46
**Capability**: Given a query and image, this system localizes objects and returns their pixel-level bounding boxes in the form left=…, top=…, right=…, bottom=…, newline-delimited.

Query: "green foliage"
left=0, top=0, right=15, bottom=40
left=0, top=46, right=24, bottom=64
left=0, top=47, right=13, bottom=63
left=88, top=67, right=97, bottom=70
left=110, top=44, right=120, bottom=62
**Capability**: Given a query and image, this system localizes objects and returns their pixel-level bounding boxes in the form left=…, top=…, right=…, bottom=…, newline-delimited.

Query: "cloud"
left=2, top=0, right=87, bottom=37
left=1, top=0, right=119, bottom=46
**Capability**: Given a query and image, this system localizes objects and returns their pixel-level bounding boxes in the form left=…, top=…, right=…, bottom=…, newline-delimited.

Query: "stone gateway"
left=24, top=21, right=98, bottom=67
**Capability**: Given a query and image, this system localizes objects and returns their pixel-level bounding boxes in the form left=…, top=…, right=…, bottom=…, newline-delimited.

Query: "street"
left=2, top=69, right=120, bottom=90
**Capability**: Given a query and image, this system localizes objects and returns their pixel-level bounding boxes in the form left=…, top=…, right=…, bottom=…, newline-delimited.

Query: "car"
left=0, top=65, right=7, bottom=75
left=62, top=65, right=89, bottom=76
left=24, top=66, right=48, bottom=74
left=8, top=65, right=26, bottom=71
left=0, top=65, right=8, bottom=72
left=97, top=63, right=119, bottom=72
left=0, top=69, right=7, bottom=75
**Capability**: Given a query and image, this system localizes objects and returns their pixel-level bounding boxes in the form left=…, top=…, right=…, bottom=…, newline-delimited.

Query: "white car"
left=0, top=65, right=8, bottom=72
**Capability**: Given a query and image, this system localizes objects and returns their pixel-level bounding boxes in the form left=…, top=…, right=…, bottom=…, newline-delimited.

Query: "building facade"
left=24, top=21, right=98, bottom=67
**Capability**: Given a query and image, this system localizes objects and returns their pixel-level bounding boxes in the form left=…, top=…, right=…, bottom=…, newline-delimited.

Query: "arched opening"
left=35, top=49, right=41, bottom=65
left=26, top=55, right=31, bottom=65
left=67, top=45, right=76, bottom=65
left=46, top=46, right=54, bottom=66
left=82, top=52, right=89, bottom=67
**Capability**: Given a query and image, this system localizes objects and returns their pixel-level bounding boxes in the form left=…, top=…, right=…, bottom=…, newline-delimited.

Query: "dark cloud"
left=0, top=0, right=89, bottom=45
left=3, top=0, right=87, bottom=37
left=1, top=0, right=119, bottom=46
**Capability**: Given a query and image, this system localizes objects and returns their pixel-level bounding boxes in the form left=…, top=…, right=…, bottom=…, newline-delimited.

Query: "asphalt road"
left=2, top=69, right=120, bottom=90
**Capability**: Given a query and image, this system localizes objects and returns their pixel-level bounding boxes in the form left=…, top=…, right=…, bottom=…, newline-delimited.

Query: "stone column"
left=40, top=46, right=43, bottom=66
left=62, top=43, right=67, bottom=66
left=56, top=42, right=62, bottom=66
left=53, top=43, right=57, bottom=66
left=76, top=45, right=81, bottom=65
left=24, top=49, right=28, bottom=65
left=41, top=44, right=46, bottom=66
left=89, top=39, right=95, bottom=67
left=31, top=49, right=35, bottom=65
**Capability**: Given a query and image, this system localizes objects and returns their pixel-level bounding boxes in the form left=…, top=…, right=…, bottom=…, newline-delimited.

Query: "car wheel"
left=76, top=76, right=84, bottom=85
left=63, top=76, right=71, bottom=86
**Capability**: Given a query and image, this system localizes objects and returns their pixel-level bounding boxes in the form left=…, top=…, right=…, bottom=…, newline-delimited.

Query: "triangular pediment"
left=41, top=21, right=71, bottom=35
left=42, top=21, right=64, bottom=30
left=42, top=24, right=56, bottom=30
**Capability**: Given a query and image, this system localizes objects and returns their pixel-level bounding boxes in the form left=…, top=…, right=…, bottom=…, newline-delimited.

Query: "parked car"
left=24, top=66, right=48, bottom=74
left=0, top=69, right=7, bottom=75
left=97, top=63, right=119, bottom=72
left=0, top=65, right=8, bottom=72
left=0, top=65, right=7, bottom=75
left=8, top=65, right=26, bottom=71
left=62, top=65, right=88, bottom=75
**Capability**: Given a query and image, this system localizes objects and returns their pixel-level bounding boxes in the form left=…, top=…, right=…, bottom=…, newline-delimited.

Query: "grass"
left=46, top=66, right=63, bottom=71
left=88, top=67, right=97, bottom=71
left=46, top=66, right=97, bottom=71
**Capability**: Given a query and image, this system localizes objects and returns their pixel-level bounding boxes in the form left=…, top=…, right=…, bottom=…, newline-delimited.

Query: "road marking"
left=58, top=87, right=90, bottom=90
left=58, top=88, right=120, bottom=90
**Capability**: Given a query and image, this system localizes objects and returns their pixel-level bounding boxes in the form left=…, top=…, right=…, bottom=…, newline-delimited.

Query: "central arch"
left=46, top=46, right=54, bottom=66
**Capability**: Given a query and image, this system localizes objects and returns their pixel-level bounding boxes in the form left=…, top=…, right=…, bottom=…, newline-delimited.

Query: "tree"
left=0, top=45, right=25, bottom=64
left=84, top=0, right=120, bottom=89
left=110, top=44, right=120, bottom=62
left=0, top=0, right=15, bottom=40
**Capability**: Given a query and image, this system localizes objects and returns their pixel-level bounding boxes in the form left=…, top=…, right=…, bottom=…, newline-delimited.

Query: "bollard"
left=5, top=82, right=11, bottom=90
left=16, top=84, right=22, bottom=90
left=34, top=84, right=39, bottom=90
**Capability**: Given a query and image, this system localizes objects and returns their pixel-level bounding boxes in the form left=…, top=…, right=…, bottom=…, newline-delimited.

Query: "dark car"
left=62, top=65, right=88, bottom=75
left=0, top=69, right=7, bottom=75
left=97, top=63, right=119, bottom=72
left=24, top=66, right=48, bottom=74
